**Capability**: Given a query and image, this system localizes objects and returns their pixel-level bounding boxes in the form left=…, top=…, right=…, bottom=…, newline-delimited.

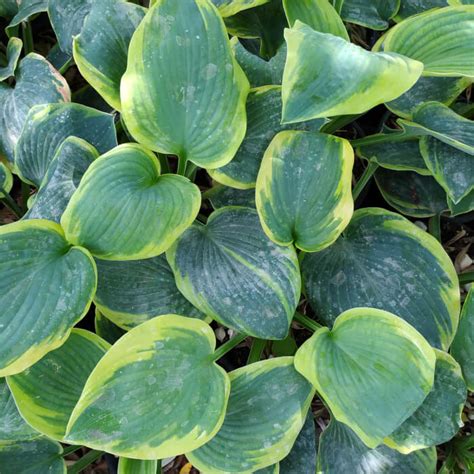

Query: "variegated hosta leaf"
left=167, top=207, right=301, bottom=339
left=24, top=137, right=98, bottom=223
left=396, top=0, right=448, bottom=21
left=0, top=37, right=22, bottom=81
left=375, top=168, right=449, bottom=218
left=0, top=379, right=39, bottom=442
left=0, top=54, right=70, bottom=164
left=0, top=220, right=97, bottom=377
left=73, top=0, right=146, bottom=110
left=0, top=437, right=66, bottom=474
left=48, top=0, right=92, bottom=55
left=15, top=103, right=116, bottom=187
left=118, top=458, right=158, bottom=474
left=95, top=309, right=126, bottom=345
left=301, top=208, right=459, bottom=349
left=318, top=420, right=437, bottom=474
left=451, top=287, right=474, bottom=390
left=377, top=6, right=474, bottom=77
left=209, top=86, right=326, bottom=189
left=7, top=329, right=110, bottom=441
left=281, top=22, right=423, bottom=122
left=399, top=101, right=474, bottom=155
left=231, top=38, right=286, bottom=87
left=358, top=139, right=430, bottom=175
left=6, top=0, right=48, bottom=34
left=279, top=413, right=317, bottom=474
left=295, top=308, right=436, bottom=448
left=420, top=136, right=474, bottom=204
left=206, top=184, right=256, bottom=209
left=0, top=162, right=13, bottom=198
left=386, top=76, right=471, bottom=119
left=256, top=131, right=354, bottom=252
left=94, top=254, right=204, bottom=330
left=62, top=143, right=201, bottom=260
left=66, top=315, right=229, bottom=459
left=283, top=0, right=349, bottom=39
left=341, top=0, right=400, bottom=30
left=449, top=189, right=474, bottom=216
left=121, top=0, right=249, bottom=169
left=212, top=0, right=271, bottom=17
left=385, top=350, right=466, bottom=453
left=188, top=357, right=315, bottom=473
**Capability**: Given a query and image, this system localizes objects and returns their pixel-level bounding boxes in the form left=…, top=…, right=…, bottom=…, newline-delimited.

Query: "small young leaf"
left=0, top=37, right=22, bottom=81
left=0, top=162, right=13, bottom=198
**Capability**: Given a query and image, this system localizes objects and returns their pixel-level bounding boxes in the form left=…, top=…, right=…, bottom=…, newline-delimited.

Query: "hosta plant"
left=0, top=0, right=473, bottom=473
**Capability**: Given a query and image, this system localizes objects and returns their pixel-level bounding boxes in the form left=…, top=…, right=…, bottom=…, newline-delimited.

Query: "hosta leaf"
left=48, top=0, right=92, bottom=55
left=62, top=143, right=201, bottom=260
left=281, top=23, right=423, bottom=122
left=0, top=54, right=69, bottom=164
left=448, top=189, right=474, bottom=216
left=0, top=437, right=66, bottom=474
left=231, top=38, right=286, bottom=87
left=375, top=168, right=449, bottom=217
left=94, top=254, right=204, bottom=330
left=6, top=0, right=48, bottom=33
left=341, top=0, right=400, bottom=30
left=15, top=103, right=117, bottom=187
left=451, top=287, right=474, bottom=390
left=167, top=207, right=301, bottom=339
left=95, top=310, right=126, bottom=345
left=66, top=315, right=229, bottom=459
left=7, top=329, right=110, bottom=441
left=0, top=0, right=17, bottom=19
left=0, top=379, right=39, bottom=442
left=0, top=220, right=96, bottom=377
left=209, top=86, right=326, bottom=189
left=396, top=0, right=448, bottom=21
left=386, top=76, right=471, bottom=119
left=318, top=420, right=437, bottom=474
left=73, top=0, right=146, bottom=110
left=420, top=136, right=474, bottom=203
left=24, top=137, right=98, bottom=223
left=0, top=163, right=13, bottom=198
left=212, top=0, right=271, bottom=17
left=283, top=0, right=349, bottom=39
left=279, top=413, right=317, bottom=474
left=301, top=208, right=459, bottom=349
left=377, top=6, right=474, bottom=77
left=206, top=184, right=256, bottom=209
left=399, top=101, right=474, bottom=155
left=121, top=0, right=249, bottom=169
left=256, top=131, right=354, bottom=251
left=385, top=350, right=466, bottom=453
left=358, top=139, right=430, bottom=175
left=188, top=357, right=315, bottom=473
left=295, top=308, right=436, bottom=448
left=0, top=37, right=22, bottom=81
left=118, top=458, right=158, bottom=474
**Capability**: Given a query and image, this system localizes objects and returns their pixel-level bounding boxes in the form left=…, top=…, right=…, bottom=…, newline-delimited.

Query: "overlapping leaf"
left=341, top=0, right=400, bottom=30
left=0, top=163, right=13, bottom=198
left=0, top=37, right=22, bottom=81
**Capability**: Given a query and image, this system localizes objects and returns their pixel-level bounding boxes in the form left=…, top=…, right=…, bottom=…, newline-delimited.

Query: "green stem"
left=320, top=114, right=362, bottom=135
left=22, top=22, right=34, bottom=54
left=58, top=58, right=73, bottom=75
left=156, top=459, right=162, bottom=474
left=293, top=312, right=322, bottom=332
left=61, top=445, right=82, bottom=457
left=247, top=339, right=266, bottom=364
left=185, top=162, right=198, bottom=181
left=211, top=334, right=247, bottom=362
left=351, top=132, right=406, bottom=148
left=196, top=213, right=208, bottom=224
left=157, top=154, right=170, bottom=174
left=428, top=214, right=441, bottom=242
left=352, top=162, right=379, bottom=201
left=459, top=271, right=474, bottom=285
left=67, top=450, right=102, bottom=474
left=177, top=155, right=187, bottom=176
left=0, top=189, right=22, bottom=218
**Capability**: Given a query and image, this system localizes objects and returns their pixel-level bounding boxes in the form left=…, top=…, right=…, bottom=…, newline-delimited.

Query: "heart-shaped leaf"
left=0, top=220, right=97, bottom=376
left=167, top=207, right=301, bottom=339
left=282, top=22, right=422, bottom=123
left=121, top=0, right=249, bottom=169
left=24, top=137, right=98, bottom=223
left=15, top=102, right=117, bottom=187
left=187, top=357, right=315, bottom=473
left=294, top=308, right=436, bottom=448
left=256, top=130, right=354, bottom=252
left=0, top=37, right=22, bottom=81
left=94, top=254, right=205, bottom=330
left=341, top=0, right=400, bottom=30
left=73, top=0, right=146, bottom=110
left=7, top=329, right=109, bottom=441
left=301, top=208, right=459, bottom=349
left=66, top=315, right=230, bottom=459
left=0, top=54, right=70, bottom=164
left=210, top=86, right=326, bottom=189
left=62, top=143, right=201, bottom=260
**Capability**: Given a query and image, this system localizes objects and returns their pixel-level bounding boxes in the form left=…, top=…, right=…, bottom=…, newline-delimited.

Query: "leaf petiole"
left=211, top=333, right=247, bottom=362
left=293, top=312, right=323, bottom=332
left=352, top=162, right=379, bottom=201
